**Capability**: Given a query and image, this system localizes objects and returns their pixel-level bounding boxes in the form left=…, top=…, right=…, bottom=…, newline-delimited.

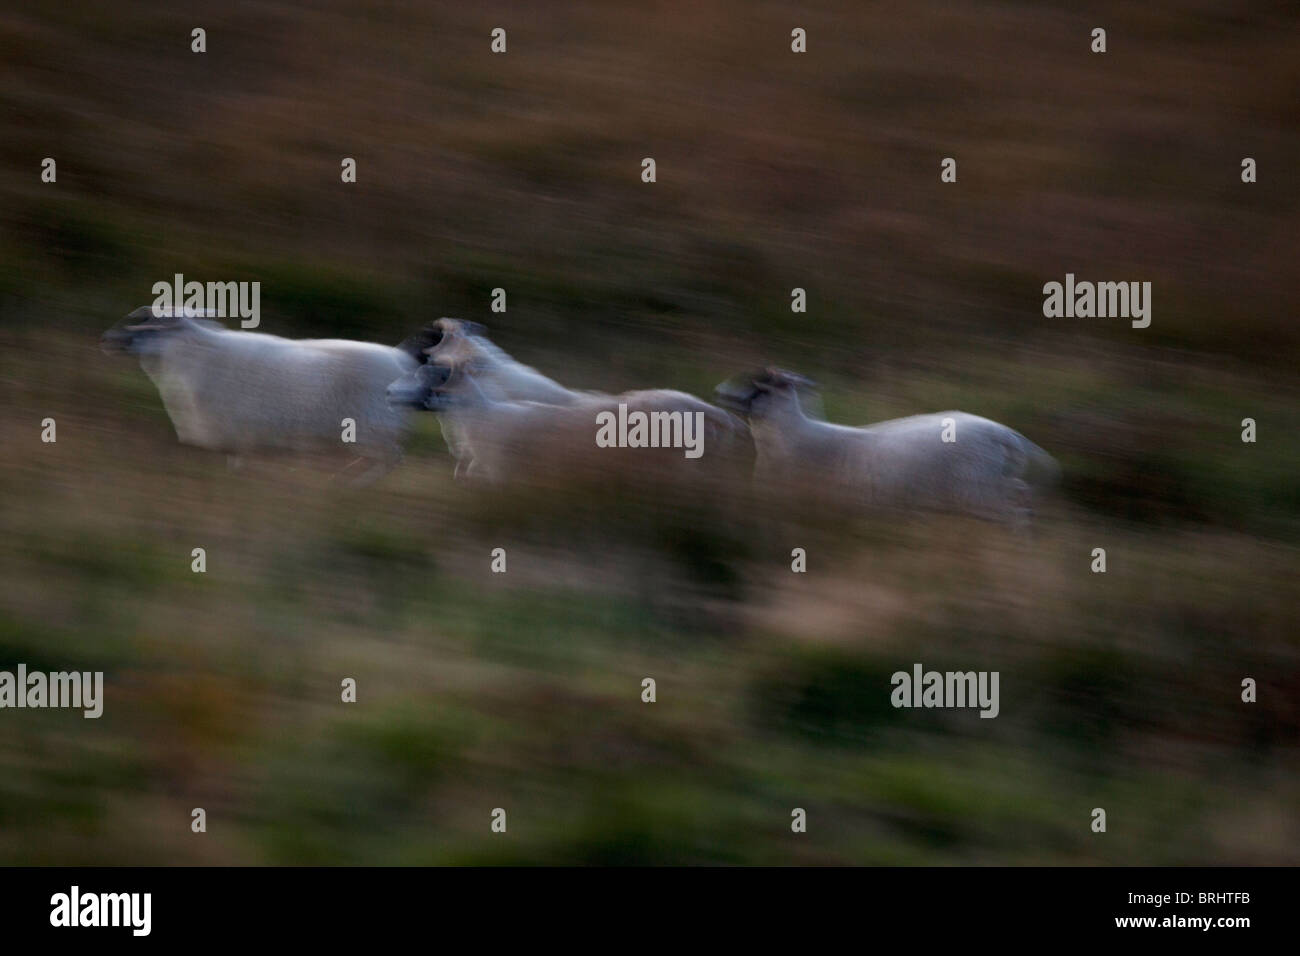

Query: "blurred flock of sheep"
left=0, top=1, right=1297, bottom=863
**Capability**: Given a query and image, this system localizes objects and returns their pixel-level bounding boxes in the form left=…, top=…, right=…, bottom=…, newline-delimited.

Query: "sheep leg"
left=455, top=456, right=495, bottom=484
left=337, top=443, right=404, bottom=488
left=457, top=457, right=501, bottom=486
left=330, top=455, right=369, bottom=483
left=347, top=458, right=398, bottom=487
left=956, top=472, right=1032, bottom=528
left=1004, top=478, right=1035, bottom=531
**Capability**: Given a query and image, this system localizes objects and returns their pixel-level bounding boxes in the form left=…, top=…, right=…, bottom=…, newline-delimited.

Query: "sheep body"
left=423, top=320, right=591, bottom=406
left=416, top=319, right=750, bottom=477
left=721, top=369, right=1056, bottom=523
left=109, top=314, right=416, bottom=476
left=764, top=411, right=1053, bottom=517
left=387, top=364, right=747, bottom=488
left=462, top=391, right=743, bottom=486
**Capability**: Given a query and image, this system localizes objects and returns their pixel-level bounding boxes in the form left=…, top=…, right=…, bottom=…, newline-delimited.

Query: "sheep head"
left=715, top=367, right=816, bottom=417
left=386, top=361, right=452, bottom=410
left=421, top=358, right=494, bottom=411
left=395, top=322, right=444, bottom=363
left=101, top=306, right=213, bottom=356
left=423, top=318, right=491, bottom=369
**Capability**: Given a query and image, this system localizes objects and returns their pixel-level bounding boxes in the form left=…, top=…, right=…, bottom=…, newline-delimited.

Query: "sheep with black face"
left=408, top=318, right=751, bottom=480
left=715, top=367, right=1057, bottom=523
left=388, top=358, right=747, bottom=489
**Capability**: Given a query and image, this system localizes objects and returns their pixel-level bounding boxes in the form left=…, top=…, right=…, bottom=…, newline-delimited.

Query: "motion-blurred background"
left=1, top=1, right=1297, bottom=864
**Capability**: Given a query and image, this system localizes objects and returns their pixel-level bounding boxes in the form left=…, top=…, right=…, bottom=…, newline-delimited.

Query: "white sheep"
left=715, top=368, right=1058, bottom=523
left=421, top=318, right=593, bottom=406
left=386, top=360, right=746, bottom=488
left=410, top=318, right=750, bottom=477
left=102, top=307, right=421, bottom=483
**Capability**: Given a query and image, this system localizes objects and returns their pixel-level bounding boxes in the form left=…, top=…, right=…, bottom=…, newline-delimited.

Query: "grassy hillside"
left=0, top=0, right=1297, bottom=863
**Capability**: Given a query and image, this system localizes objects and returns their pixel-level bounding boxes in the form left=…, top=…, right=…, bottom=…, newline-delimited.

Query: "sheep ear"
left=714, top=378, right=758, bottom=411
left=154, top=307, right=219, bottom=319
left=396, top=324, right=443, bottom=363
left=123, top=307, right=182, bottom=331
left=434, top=317, right=487, bottom=336
left=125, top=306, right=215, bottom=325
left=769, top=367, right=817, bottom=389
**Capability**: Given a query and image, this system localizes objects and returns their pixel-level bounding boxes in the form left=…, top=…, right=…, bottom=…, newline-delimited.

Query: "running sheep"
left=102, top=307, right=431, bottom=483
left=403, top=318, right=750, bottom=478
left=714, top=368, right=1058, bottom=524
left=422, top=318, right=585, bottom=406
left=386, top=360, right=745, bottom=489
